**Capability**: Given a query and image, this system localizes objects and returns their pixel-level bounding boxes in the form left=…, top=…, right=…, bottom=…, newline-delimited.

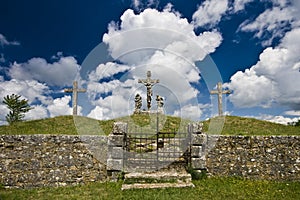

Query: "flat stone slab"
left=121, top=168, right=194, bottom=190
left=121, top=182, right=195, bottom=190
left=125, top=171, right=191, bottom=180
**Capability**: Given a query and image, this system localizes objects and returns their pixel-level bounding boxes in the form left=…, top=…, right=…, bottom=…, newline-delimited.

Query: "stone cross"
left=64, top=81, right=86, bottom=115
left=138, top=71, right=159, bottom=111
left=210, top=82, right=231, bottom=116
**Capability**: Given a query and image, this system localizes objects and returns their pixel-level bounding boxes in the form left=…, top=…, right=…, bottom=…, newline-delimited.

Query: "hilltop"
left=0, top=115, right=299, bottom=136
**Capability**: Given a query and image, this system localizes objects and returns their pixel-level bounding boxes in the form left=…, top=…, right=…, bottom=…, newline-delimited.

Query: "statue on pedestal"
left=156, top=95, right=164, bottom=113
left=134, top=93, right=142, bottom=113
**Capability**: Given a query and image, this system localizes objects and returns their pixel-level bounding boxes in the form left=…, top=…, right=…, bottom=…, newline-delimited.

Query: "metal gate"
left=124, top=131, right=191, bottom=172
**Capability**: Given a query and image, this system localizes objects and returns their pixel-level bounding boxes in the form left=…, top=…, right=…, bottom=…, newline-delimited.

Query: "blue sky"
left=1, top=0, right=300, bottom=125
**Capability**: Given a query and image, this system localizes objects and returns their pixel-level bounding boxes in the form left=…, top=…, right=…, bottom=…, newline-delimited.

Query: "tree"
left=3, top=94, right=33, bottom=124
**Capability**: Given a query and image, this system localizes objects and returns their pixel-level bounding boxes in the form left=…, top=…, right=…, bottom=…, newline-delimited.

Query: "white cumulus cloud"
left=238, top=5, right=295, bottom=46
left=9, top=56, right=81, bottom=86
left=232, top=0, right=255, bottom=13
left=0, top=79, right=50, bottom=105
left=85, top=7, right=223, bottom=120
left=25, top=105, right=48, bottom=121
left=192, top=0, right=228, bottom=28
left=227, top=27, right=300, bottom=110
left=47, top=96, right=73, bottom=117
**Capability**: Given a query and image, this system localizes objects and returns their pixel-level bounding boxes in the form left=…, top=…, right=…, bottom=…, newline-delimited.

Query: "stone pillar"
left=188, top=123, right=207, bottom=172
left=107, top=122, right=127, bottom=181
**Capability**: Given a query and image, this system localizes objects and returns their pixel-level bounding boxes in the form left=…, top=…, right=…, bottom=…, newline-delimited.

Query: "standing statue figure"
left=156, top=95, right=164, bottom=108
left=156, top=95, right=164, bottom=114
left=134, top=93, right=142, bottom=113
left=138, top=71, right=159, bottom=111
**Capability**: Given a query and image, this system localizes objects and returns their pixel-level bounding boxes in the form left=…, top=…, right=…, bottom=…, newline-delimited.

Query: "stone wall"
left=0, top=135, right=108, bottom=188
left=1, top=133, right=299, bottom=188
left=206, top=136, right=300, bottom=181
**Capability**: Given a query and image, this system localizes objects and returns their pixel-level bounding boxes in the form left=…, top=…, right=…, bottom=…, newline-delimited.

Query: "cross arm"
left=150, top=80, right=160, bottom=84
left=222, top=90, right=231, bottom=94
left=210, top=90, right=219, bottom=94
left=64, top=88, right=73, bottom=93
left=78, top=89, right=87, bottom=93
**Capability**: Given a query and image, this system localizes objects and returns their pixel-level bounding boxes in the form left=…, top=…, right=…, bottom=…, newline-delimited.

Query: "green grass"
left=0, top=115, right=299, bottom=136
left=203, top=116, right=300, bottom=136
left=0, top=114, right=191, bottom=136
left=1, top=177, right=299, bottom=200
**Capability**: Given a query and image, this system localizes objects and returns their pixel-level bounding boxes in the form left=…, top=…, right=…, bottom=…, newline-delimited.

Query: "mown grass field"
left=1, top=177, right=300, bottom=200
left=0, top=114, right=299, bottom=136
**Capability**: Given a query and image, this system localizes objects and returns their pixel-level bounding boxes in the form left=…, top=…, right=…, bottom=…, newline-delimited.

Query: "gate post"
left=188, top=122, right=207, bottom=173
left=107, top=122, right=127, bottom=181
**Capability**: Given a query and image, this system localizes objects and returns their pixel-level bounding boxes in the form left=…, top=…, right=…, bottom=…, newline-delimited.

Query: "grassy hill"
left=0, top=115, right=299, bottom=136
left=203, top=116, right=300, bottom=136
left=0, top=114, right=190, bottom=136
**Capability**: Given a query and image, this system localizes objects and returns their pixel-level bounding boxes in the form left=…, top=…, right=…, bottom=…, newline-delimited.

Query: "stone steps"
left=121, top=182, right=195, bottom=190
left=121, top=169, right=194, bottom=190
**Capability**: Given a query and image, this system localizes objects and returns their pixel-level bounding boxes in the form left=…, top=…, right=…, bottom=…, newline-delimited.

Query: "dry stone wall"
left=0, top=133, right=299, bottom=188
left=206, top=136, right=300, bottom=181
left=0, top=135, right=107, bottom=188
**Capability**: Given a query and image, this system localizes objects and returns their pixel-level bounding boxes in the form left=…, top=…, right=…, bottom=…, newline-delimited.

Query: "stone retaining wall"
left=1, top=134, right=299, bottom=188
left=206, top=136, right=300, bottom=181
left=0, top=135, right=108, bottom=188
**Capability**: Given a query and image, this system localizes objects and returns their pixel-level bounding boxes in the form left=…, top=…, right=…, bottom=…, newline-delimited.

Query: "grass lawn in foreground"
left=1, top=177, right=300, bottom=200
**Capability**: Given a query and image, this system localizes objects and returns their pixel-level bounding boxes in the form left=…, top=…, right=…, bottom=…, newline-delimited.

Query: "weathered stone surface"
left=112, top=122, right=127, bottom=135
left=188, top=122, right=203, bottom=134
left=108, top=135, right=124, bottom=146
left=191, top=158, right=206, bottom=169
left=107, top=159, right=123, bottom=171
left=191, top=134, right=206, bottom=145
left=107, top=146, right=123, bottom=159
left=191, top=146, right=204, bottom=157
left=206, top=135, right=300, bottom=180
left=0, top=135, right=107, bottom=188
left=1, top=133, right=300, bottom=188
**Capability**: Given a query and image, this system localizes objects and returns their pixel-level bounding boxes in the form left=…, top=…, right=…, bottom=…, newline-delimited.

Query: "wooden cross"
left=210, top=82, right=231, bottom=116
left=138, top=71, right=159, bottom=111
left=64, top=81, right=86, bottom=115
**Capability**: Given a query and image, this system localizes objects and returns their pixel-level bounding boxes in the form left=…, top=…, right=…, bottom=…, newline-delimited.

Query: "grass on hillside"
left=1, top=177, right=300, bottom=200
left=0, top=114, right=191, bottom=136
left=202, top=116, right=300, bottom=136
left=0, top=115, right=299, bottom=136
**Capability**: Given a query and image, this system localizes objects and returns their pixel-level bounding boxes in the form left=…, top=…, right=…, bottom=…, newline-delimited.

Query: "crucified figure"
left=138, top=71, right=159, bottom=111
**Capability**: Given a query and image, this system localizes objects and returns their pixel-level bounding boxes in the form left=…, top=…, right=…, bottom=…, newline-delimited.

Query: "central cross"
left=64, top=81, right=86, bottom=115
left=210, top=82, right=231, bottom=116
left=138, top=71, right=159, bottom=111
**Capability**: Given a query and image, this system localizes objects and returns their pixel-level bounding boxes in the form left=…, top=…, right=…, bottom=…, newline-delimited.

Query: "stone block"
left=191, top=146, right=203, bottom=157
left=188, top=123, right=203, bottom=134
left=112, top=122, right=128, bottom=135
left=108, top=135, right=124, bottom=146
left=107, top=159, right=123, bottom=171
left=192, top=134, right=206, bottom=145
left=107, top=146, right=123, bottom=159
left=191, top=158, right=206, bottom=169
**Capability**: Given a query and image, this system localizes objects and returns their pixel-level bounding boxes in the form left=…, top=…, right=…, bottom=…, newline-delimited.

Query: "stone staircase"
left=121, top=168, right=194, bottom=190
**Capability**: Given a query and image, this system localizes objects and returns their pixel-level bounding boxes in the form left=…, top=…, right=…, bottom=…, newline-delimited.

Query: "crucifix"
left=64, top=81, right=86, bottom=115
left=138, top=71, right=159, bottom=111
left=210, top=82, right=231, bottom=116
